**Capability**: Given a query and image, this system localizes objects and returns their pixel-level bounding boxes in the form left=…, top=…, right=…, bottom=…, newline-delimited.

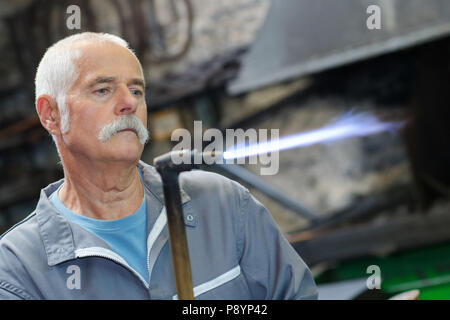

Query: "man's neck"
left=58, top=159, right=144, bottom=220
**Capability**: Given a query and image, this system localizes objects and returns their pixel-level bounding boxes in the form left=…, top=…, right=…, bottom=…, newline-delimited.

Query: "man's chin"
left=105, top=144, right=144, bottom=163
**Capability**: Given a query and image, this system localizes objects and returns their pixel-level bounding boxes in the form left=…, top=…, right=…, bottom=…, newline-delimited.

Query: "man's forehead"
left=74, top=42, right=143, bottom=79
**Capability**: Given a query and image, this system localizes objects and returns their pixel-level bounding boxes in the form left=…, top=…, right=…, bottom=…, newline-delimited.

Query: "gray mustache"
left=97, top=115, right=149, bottom=145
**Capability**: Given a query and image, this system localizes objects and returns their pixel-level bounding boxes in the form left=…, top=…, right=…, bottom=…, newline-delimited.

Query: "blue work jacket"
left=0, top=161, right=317, bottom=300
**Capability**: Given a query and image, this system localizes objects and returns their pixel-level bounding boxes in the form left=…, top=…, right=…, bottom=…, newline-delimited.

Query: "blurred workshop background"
left=1, top=0, right=450, bottom=300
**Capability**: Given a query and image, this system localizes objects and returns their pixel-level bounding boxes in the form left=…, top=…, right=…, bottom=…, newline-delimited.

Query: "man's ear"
left=36, top=94, right=60, bottom=135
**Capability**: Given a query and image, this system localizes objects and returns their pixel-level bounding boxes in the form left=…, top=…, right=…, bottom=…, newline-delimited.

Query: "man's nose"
left=114, top=85, right=138, bottom=115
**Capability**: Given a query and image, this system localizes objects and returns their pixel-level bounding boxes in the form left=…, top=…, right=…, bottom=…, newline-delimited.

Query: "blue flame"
left=223, top=112, right=405, bottom=160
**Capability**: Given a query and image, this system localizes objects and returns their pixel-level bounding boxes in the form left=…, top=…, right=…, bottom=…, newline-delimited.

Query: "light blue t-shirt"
left=49, top=169, right=149, bottom=283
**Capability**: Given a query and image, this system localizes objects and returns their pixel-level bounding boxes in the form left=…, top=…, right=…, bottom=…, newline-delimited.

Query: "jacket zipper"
left=75, top=248, right=150, bottom=289
left=145, top=207, right=168, bottom=284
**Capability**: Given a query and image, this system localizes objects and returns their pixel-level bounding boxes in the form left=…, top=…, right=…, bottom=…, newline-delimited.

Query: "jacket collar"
left=137, top=160, right=191, bottom=205
left=35, top=160, right=190, bottom=266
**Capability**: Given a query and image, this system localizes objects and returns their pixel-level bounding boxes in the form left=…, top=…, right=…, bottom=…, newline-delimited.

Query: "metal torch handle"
left=160, top=170, right=194, bottom=300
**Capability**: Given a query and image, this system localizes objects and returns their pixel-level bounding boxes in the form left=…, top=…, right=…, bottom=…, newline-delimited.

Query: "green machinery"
left=315, top=241, right=450, bottom=299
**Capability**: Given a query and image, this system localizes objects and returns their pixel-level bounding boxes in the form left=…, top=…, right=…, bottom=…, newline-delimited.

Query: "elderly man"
left=0, top=32, right=317, bottom=300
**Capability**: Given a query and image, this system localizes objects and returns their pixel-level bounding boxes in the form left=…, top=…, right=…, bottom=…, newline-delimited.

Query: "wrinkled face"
left=62, top=42, right=148, bottom=163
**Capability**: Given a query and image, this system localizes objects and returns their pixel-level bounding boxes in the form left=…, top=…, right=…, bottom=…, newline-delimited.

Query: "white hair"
left=34, top=32, right=142, bottom=148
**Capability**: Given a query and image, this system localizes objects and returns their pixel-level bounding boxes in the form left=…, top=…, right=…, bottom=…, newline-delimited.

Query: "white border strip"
left=173, top=265, right=241, bottom=300
left=147, top=207, right=167, bottom=254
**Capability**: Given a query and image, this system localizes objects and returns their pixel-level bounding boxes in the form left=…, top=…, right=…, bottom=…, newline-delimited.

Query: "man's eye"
left=94, top=88, right=109, bottom=95
left=131, top=89, right=143, bottom=97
